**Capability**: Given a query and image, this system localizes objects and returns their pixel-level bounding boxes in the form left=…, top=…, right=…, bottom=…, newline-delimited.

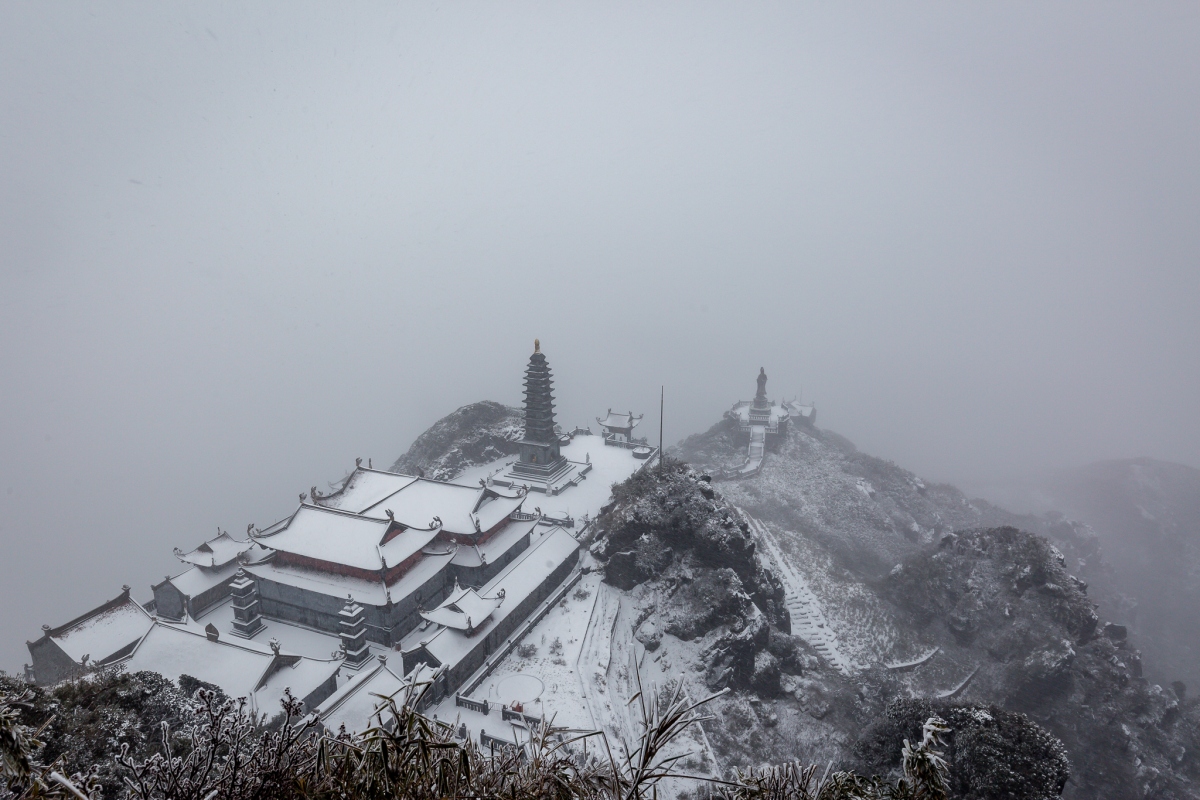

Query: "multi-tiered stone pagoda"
left=494, top=340, right=590, bottom=494
left=512, top=339, right=569, bottom=482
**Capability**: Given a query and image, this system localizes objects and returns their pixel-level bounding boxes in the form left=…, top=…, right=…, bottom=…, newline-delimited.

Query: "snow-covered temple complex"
left=25, top=342, right=658, bottom=731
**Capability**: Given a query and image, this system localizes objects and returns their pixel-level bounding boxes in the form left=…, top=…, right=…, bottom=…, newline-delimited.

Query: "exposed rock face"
left=591, top=459, right=789, bottom=691
left=1049, top=458, right=1200, bottom=690
left=389, top=401, right=523, bottom=481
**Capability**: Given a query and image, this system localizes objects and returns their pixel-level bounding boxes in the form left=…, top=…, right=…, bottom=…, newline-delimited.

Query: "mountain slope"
left=398, top=404, right=1200, bottom=798
left=390, top=401, right=523, bottom=481
left=675, top=419, right=1200, bottom=797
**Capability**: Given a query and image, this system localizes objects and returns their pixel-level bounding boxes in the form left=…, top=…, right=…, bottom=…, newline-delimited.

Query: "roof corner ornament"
left=173, top=547, right=184, bottom=557
left=246, top=523, right=256, bottom=537
left=534, top=338, right=540, bottom=354
left=384, top=508, right=395, bottom=521
left=368, top=458, right=372, bottom=469
left=497, top=587, right=506, bottom=600
left=310, top=486, right=321, bottom=502
left=431, top=515, right=442, bottom=529
left=356, top=457, right=362, bottom=468
left=299, top=492, right=307, bottom=503
left=269, top=638, right=281, bottom=655
left=121, top=584, right=131, bottom=595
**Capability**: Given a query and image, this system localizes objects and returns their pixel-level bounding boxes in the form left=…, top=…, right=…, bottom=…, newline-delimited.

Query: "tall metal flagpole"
left=659, top=385, right=664, bottom=474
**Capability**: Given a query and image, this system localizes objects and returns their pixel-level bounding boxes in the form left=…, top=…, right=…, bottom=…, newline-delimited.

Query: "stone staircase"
left=743, top=513, right=853, bottom=675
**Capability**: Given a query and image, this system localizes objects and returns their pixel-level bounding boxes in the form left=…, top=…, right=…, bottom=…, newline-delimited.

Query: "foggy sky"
left=1, top=3, right=1198, bottom=670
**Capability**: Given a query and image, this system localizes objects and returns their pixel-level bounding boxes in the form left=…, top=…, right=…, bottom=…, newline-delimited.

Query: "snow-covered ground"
left=456, top=433, right=652, bottom=525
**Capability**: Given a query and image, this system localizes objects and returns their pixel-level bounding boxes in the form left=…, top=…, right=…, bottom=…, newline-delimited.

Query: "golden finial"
left=534, top=338, right=540, bottom=353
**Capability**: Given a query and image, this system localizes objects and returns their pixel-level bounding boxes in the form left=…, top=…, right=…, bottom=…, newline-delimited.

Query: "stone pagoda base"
left=492, top=458, right=592, bottom=496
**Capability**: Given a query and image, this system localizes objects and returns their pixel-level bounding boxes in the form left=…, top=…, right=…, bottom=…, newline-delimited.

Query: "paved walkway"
left=742, top=511, right=853, bottom=675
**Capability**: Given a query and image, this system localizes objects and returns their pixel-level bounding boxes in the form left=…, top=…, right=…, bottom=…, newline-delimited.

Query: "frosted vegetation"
left=2, top=669, right=964, bottom=800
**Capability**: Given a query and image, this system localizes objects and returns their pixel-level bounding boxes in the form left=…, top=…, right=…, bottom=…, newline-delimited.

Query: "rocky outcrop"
left=389, top=401, right=523, bottom=481
left=591, top=459, right=790, bottom=690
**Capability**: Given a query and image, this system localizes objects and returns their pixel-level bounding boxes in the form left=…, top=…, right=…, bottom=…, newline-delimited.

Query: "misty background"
left=1, top=3, right=1197, bottom=672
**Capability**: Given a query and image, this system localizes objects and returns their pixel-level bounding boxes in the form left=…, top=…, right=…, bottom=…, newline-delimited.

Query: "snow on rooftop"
left=316, top=661, right=433, bottom=734
left=256, top=656, right=342, bottom=715
left=323, top=469, right=418, bottom=513
left=360, top=480, right=523, bottom=535
left=189, top=598, right=386, bottom=663
left=54, top=598, right=152, bottom=663
left=175, top=531, right=250, bottom=568
left=450, top=519, right=535, bottom=568
left=254, top=505, right=395, bottom=571
left=247, top=550, right=456, bottom=606
left=421, top=528, right=579, bottom=667
left=169, top=561, right=240, bottom=598
left=420, top=586, right=501, bottom=631
left=126, top=623, right=339, bottom=716
left=127, top=624, right=274, bottom=698
left=597, top=410, right=642, bottom=429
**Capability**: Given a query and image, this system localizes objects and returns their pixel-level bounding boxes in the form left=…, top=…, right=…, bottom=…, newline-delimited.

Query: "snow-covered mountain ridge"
left=399, top=402, right=1200, bottom=798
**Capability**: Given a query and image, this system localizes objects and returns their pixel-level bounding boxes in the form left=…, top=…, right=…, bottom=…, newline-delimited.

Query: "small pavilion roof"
left=597, top=410, right=642, bottom=430
left=174, top=530, right=250, bottom=568
left=419, top=585, right=502, bottom=631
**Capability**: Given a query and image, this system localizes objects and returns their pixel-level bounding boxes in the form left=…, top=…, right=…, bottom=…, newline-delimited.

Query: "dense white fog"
left=1, top=3, right=1197, bottom=670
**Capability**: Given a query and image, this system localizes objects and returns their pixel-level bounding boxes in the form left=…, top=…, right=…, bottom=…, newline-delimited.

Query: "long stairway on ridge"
left=741, top=511, right=853, bottom=676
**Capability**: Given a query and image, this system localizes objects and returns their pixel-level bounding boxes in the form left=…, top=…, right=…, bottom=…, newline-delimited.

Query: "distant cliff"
left=1048, top=457, right=1200, bottom=691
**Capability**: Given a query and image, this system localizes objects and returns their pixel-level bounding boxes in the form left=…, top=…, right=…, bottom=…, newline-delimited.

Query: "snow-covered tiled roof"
left=53, top=595, right=153, bottom=664
left=420, top=586, right=502, bottom=631
left=597, top=410, right=642, bottom=429
left=246, top=550, right=456, bottom=606
left=315, top=660, right=434, bottom=734
left=169, top=561, right=240, bottom=598
left=253, top=504, right=437, bottom=572
left=419, top=528, right=578, bottom=667
left=125, top=622, right=339, bottom=716
left=175, top=531, right=250, bottom=568
left=322, top=469, right=419, bottom=514
left=359, top=480, right=524, bottom=535
left=450, top=518, right=535, bottom=568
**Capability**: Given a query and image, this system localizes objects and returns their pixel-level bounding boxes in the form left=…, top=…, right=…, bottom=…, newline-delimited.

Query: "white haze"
left=1, top=3, right=1197, bottom=669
